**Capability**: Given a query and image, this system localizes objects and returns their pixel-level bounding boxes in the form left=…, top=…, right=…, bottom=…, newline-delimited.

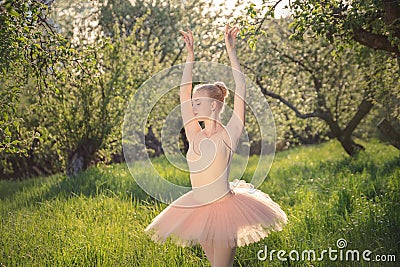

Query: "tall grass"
left=0, top=138, right=399, bottom=266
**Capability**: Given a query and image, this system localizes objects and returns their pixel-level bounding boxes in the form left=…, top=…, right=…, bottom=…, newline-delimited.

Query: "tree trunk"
left=317, top=105, right=372, bottom=156
left=342, top=98, right=374, bottom=137
left=145, top=126, right=163, bottom=157
left=66, top=141, right=97, bottom=177
left=338, top=136, right=365, bottom=156
left=377, top=118, right=400, bottom=149
left=338, top=98, right=374, bottom=155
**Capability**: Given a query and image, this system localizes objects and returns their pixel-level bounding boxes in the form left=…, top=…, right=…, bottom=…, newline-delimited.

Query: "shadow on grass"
left=0, top=177, right=46, bottom=201
left=319, top=152, right=400, bottom=179
left=271, top=152, right=399, bottom=185
left=2, top=145, right=398, bottom=215
left=0, top=163, right=158, bottom=212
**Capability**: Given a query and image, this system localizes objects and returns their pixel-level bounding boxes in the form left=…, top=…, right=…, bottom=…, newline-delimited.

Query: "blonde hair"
left=193, top=82, right=229, bottom=113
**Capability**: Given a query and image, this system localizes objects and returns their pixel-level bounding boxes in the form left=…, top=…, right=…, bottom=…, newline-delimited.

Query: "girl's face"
left=192, top=90, right=215, bottom=120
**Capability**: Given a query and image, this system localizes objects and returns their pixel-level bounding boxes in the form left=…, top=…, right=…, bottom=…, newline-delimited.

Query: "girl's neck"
left=203, top=118, right=223, bottom=137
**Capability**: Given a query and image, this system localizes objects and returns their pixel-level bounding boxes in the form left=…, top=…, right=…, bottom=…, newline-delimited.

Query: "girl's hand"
left=179, top=27, right=194, bottom=54
left=224, top=24, right=240, bottom=51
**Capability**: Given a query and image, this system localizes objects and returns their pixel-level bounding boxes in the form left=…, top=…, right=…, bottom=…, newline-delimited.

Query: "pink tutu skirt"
left=144, top=179, right=288, bottom=248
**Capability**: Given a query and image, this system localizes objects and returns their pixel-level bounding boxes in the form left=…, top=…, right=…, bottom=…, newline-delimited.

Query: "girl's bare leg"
left=200, top=241, right=215, bottom=266
left=213, top=245, right=236, bottom=267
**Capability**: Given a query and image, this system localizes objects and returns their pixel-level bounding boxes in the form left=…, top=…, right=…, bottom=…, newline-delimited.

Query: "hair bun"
left=214, top=82, right=229, bottom=98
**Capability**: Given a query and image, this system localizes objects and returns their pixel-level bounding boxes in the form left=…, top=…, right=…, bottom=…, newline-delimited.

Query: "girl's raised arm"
left=179, top=27, right=201, bottom=143
left=225, top=24, right=246, bottom=152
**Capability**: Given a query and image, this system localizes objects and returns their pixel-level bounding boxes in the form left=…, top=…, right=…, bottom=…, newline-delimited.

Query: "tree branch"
left=342, top=98, right=374, bottom=137
left=270, top=45, right=317, bottom=79
left=170, top=44, right=185, bottom=67
left=353, top=27, right=400, bottom=56
left=381, top=0, right=400, bottom=38
left=256, top=80, right=323, bottom=119
left=254, top=0, right=283, bottom=34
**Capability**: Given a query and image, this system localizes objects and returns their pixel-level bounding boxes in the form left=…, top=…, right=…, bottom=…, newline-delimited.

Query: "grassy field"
left=1, top=138, right=399, bottom=266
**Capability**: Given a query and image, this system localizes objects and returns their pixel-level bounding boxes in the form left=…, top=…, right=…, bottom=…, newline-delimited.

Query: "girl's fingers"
left=181, top=33, right=193, bottom=47
left=187, top=27, right=193, bottom=39
left=227, top=27, right=239, bottom=38
left=180, top=31, right=192, bottom=48
left=180, top=31, right=187, bottom=38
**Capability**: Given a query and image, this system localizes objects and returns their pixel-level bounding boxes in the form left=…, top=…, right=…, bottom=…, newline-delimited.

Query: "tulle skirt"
left=144, top=179, right=288, bottom=248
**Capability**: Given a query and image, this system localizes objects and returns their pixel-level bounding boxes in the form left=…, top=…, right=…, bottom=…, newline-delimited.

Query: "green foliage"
left=235, top=0, right=400, bottom=59
left=234, top=3, right=270, bottom=51
left=236, top=1, right=400, bottom=130
left=234, top=8, right=400, bottom=150
left=96, top=0, right=235, bottom=63
left=1, top=14, right=161, bottom=178
left=2, top=0, right=398, bottom=178
left=0, top=0, right=71, bottom=155
left=287, top=0, right=400, bottom=53
left=2, top=0, right=187, bottom=178
left=0, top=139, right=398, bottom=266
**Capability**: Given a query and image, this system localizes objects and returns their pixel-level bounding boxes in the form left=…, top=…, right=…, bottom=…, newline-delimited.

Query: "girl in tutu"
left=144, top=24, right=288, bottom=267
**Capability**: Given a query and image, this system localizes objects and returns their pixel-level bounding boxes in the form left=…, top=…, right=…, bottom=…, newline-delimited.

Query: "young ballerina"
left=144, top=24, right=288, bottom=267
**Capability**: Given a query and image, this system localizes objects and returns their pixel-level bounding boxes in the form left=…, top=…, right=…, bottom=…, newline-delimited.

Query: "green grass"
left=1, top=138, right=399, bottom=266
